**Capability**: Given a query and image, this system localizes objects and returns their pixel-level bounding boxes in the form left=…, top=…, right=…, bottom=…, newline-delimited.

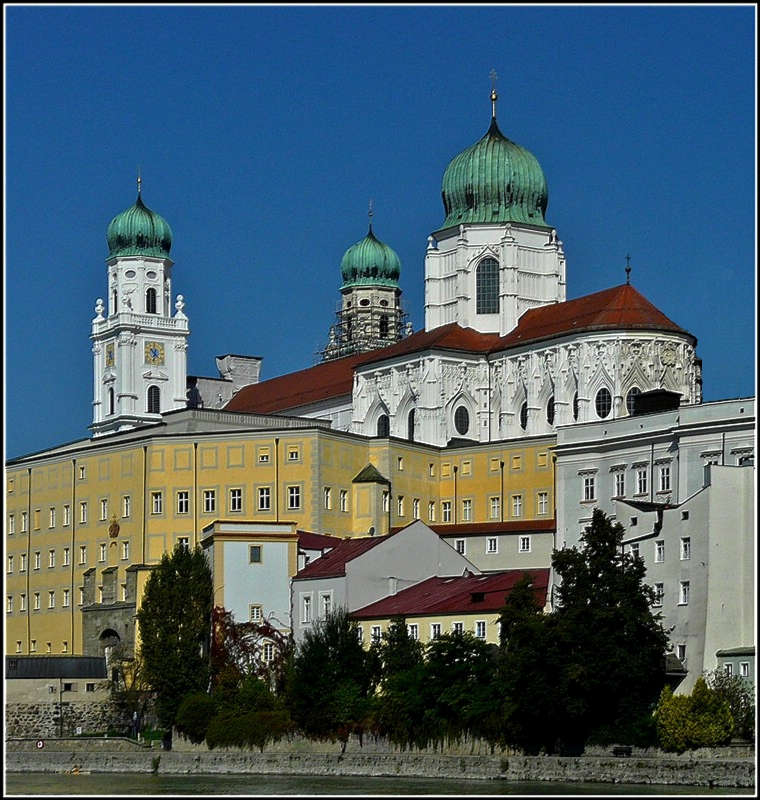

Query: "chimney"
left=388, top=576, right=398, bottom=595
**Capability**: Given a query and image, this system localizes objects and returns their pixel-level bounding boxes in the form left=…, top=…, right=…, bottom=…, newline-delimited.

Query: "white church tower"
left=424, top=77, right=566, bottom=336
left=90, top=179, right=189, bottom=436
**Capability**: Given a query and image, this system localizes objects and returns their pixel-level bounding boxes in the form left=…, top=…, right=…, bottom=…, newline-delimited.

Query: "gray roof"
left=5, top=656, right=107, bottom=679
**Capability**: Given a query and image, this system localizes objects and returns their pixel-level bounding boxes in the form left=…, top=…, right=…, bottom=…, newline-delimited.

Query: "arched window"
left=595, top=387, right=612, bottom=419
left=572, top=392, right=579, bottom=421
left=519, top=402, right=528, bottom=431
left=146, top=288, right=157, bottom=314
left=547, top=396, right=555, bottom=426
left=108, top=388, right=115, bottom=416
left=147, top=385, right=161, bottom=414
left=111, top=290, right=117, bottom=315
left=379, top=314, right=389, bottom=338
left=377, top=415, right=390, bottom=437
left=454, top=406, right=470, bottom=436
left=407, top=409, right=415, bottom=442
left=476, top=257, right=499, bottom=314
left=626, top=386, right=641, bottom=415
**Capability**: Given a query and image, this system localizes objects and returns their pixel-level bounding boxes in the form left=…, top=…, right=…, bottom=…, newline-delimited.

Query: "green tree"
left=286, top=606, right=376, bottom=749
left=136, top=543, right=213, bottom=730
left=706, top=669, right=756, bottom=742
left=656, top=678, right=734, bottom=752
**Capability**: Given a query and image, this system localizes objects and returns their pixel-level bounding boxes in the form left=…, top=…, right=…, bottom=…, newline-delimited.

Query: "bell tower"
left=90, top=180, right=189, bottom=436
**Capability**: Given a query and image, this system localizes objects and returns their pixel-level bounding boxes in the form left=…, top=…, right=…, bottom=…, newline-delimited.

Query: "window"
left=229, top=488, right=243, bottom=512
left=287, top=447, right=299, bottom=461
left=408, top=623, right=419, bottom=640
left=121, top=541, right=130, bottom=560
left=636, top=467, right=648, bottom=495
left=462, top=499, right=472, bottom=521
left=680, top=537, right=691, bottom=561
left=455, top=539, right=466, bottom=555
left=486, top=537, right=498, bottom=554
left=302, top=595, right=312, bottom=625
left=476, top=257, right=499, bottom=314
left=320, top=593, right=332, bottom=618
left=724, top=663, right=733, bottom=677
left=21, top=511, right=28, bottom=532
left=250, top=605, right=262, bottom=623
left=430, top=623, right=441, bottom=639
left=519, top=402, right=528, bottom=431
left=20, top=594, right=26, bottom=611
left=382, top=491, right=389, bottom=513
left=30, top=640, right=37, bottom=653
left=546, top=396, right=555, bottom=426
left=429, top=463, right=435, bottom=477
left=79, top=502, right=88, bottom=523
left=48, top=591, right=55, bottom=609
left=582, top=475, right=596, bottom=502
left=371, top=626, right=381, bottom=644
left=145, top=287, right=157, bottom=314
left=62, top=547, right=70, bottom=567
left=79, top=545, right=87, bottom=565
left=62, top=504, right=70, bottom=526
left=288, top=486, right=301, bottom=510
left=653, top=583, right=664, bottom=607
left=6, top=596, right=12, bottom=614
left=6, top=555, right=13, bottom=574
left=151, top=492, right=163, bottom=514
left=595, top=387, right=612, bottom=419
left=490, top=496, right=500, bottom=520
left=511, top=494, right=523, bottom=518
left=537, top=492, right=548, bottom=516
left=396, top=495, right=405, bottom=516
left=454, top=405, right=470, bottom=436
left=203, top=490, right=216, bottom=513
left=20, top=553, right=27, bottom=572
left=147, top=385, right=160, bottom=414
left=16, top=641, right=22, bottom=653
left=49, top=507, right=56, bottom=528
left=654, top=540, right=665, bottom=563
left=377, top=415, right=390, bottom=437
left=626, top=386, right=641, bottom=415
left=177, top=491, right=189, bottom=514
left=412, top=498, right=420, bottom=519
left=33, top=510, right=41, bottom=529
left=442, top=501, right=452, bottom=523
left=475, top=620, right=486, bottom=639
left=99, top=543, right=106, bottom=562
left=34, top=551, right=41, bottom=570
left=62, top=589, right=70, bottom=608
left=263, top=642, right=274, bottom=663
left=121, top=584, right=128, bottom=601
left=629, top=542, right=640, bottom=558
left=258, top=450, right=270, bottom=463
left=428, top=501, right=436, bottom=522
left=258, top=487, right=271, bottom=511
left=100, top=499, right=108, bottom=521
left=519, top=536, right=531, bottom=553
left=324, top=487, right=332, bottom=510
left=177, top=536, right=189, bottom=550
left=249, top=545, right=262, bottom=564
left=614, top=471, right=625, bottom=498
left=397, top=456, right=404, bottom=471
left=8, top=514, right=15, bottom=535
left=658, top=464, right=671, bottom=493
left=740, top=662, right=750, bottom=678
left=407, top=409, right=415, bottom=442
left=78, top=466, right=86, bottom=480
left=452, top=622, right=464, bottom=634
left=630, top=516, right=638, bottom=527
left=379, top=313, right=389, bottom=337
left=33, top=592, right=41, bottom=610
left=79, top=588, right=84, bottom=606
left=62, top=641, right=69, bottom=654
left=681, top=510, right=689, bottom=521
left=679, top=581, right=690, bottom=605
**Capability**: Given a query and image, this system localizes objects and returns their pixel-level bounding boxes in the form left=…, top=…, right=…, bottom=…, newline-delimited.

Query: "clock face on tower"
left=144, top=341, right=165, bottom=365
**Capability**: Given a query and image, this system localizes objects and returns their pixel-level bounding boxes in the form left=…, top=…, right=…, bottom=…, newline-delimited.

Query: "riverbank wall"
left=5, top=737, right=755, bottom=787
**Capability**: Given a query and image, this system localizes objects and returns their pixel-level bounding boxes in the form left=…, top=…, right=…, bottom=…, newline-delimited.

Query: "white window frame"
left=301, top=593, right=312, bottom=625
left=512, top=494, right=523, bottom=518
left=653, top=583, right=664, bottom=607
left=100, top=499, right=108, bottom=521
left=462, top=498, right=472, bottom=521
left=121, top=541, right=130, bottom=560
left=452, top=621, right=464, bottom=634
left=203, top=490, right=216, bottom=513
left=320, top=592, right=332, bottom=619
left=62, top=589, right=70, bottom=608
left=490, top=496, right=500, bottom=520
left=122, top=496, right=130, bottom=518
left=658, top=463, right=671, bottom=493
left=397, top=495, right=404, bottom=516
left=614, top=472, right=625, bottom=498
left=654, top=539, right=665, bottom=563
left=151, top=492, right=163, bottom=515
left=229, top=488, right=243, bottom=513
left=428, top=501, right=435, bottom=522
left=258, top=486, right=271, bottom=511
left=177, top=491, right=190, bottom=514
left=537, top=492, right=548, bottom=515
left=20, top=553, right=27, bottom=572
left=486, top=537, right=498, bottom=554
left=49, top=507, right=56, bottom=528
left=8, top=514, right=15, bottom=535
left=48, top=549, right=55, bottom=568
left=739, top=662, right=750, bottom=678
left=413, top=498, right=420, bottom=519
left=370, top=625, right=381, bottom=644
left=62, top=547, right=70, bottom=567
left=679, top=581, right=690, bottom=606
left=99, top=543, right=107, bottom=563
left=324, top=487, right=332, bottom=510
left=636, top=467, right=648, bottom=495
left=33, top=592, right=41, bottom=610
left=48, top=591, right=55, bottom=609
left=680, top=537, right=691, bottom=561
left=454, top=538, right=466, bottom=555
left=442, top=501, right=452, bottom=523
left=79, top=502, right=88, bottom=524
left=249, top=604, right=263, bottom=623
left=408, top=623, right=419, bottom=640
left=78, top=545, right=87, bottom=565
left=475, top=620, right=486, bottom=639
left=288, top=485, right=301, bottom=510
left=519, top=536, right=531, bottom=553
left=582, top=475, right=596, bottom=502
left=430, top=623, right=441, bottom=640
left=339, top=489, right=348, bottom=512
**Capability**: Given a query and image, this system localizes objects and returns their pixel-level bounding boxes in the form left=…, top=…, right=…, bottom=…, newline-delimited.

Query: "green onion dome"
left=106, top=193, right=173, bottom=260
left=340, top=226, right=401, bottom=289
left=441, top=113, right=549, bottom=229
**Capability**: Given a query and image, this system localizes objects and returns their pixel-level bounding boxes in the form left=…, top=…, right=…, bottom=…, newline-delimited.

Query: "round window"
left=519, top=402, right=528, bottom=431
left=595, top=387, right=612, bottom=419
left=380, top=299, right=389, bottom=307
left=124, top=269, right=136, bottom=279
left=454, top=406, right=470, bottom=435
left=547, top=396, right=555, bottom=427
left=359, top=298, right=370, bottom=307
left=146, top=271, right=157, bottom=280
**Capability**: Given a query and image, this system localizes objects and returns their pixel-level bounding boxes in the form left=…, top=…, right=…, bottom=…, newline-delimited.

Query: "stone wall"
left=5, top=701, right=129, bottom=739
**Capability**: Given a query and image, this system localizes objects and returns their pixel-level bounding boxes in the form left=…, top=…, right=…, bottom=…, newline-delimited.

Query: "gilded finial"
left=625, top=254, right=632, bottom=285
left=489, top=69, right=498, bottom=118
left=137, top=167, right=142, bottom=196
left=368, top=198, right=373, bottom=232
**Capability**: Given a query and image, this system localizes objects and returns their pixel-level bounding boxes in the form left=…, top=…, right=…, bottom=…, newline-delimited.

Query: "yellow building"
left=5, top=407, right=556, bottom=657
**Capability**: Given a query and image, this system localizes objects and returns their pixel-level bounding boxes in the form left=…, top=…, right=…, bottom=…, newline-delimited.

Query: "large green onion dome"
left=340, top=226, right=401, bottom=289
left=106, top=191, right=173, bottom=260
left=441, top=93, right=549, bottom=229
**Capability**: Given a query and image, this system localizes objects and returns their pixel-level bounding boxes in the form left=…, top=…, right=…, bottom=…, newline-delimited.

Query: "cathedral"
left=91, top=85, right=702, bottom=445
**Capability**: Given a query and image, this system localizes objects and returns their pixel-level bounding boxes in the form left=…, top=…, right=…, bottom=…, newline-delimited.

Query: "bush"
left=656, top=679, right=734, bottom=753
left=206, top=710, right=294, bottom=751
left=706, top=670, right=755, bottom=742
left=175, top=692, right=218, bottom=744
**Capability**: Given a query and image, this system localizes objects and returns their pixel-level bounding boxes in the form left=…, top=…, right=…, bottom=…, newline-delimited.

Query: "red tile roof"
left=350, top=568, right=550, bottom=619
left=297, top=530, right=340, bottom=552
left=293, top=534, right=388, bottom=579
left=393, top=519, right=556, bottom=537
left=223, top=284, right=693, bottom=415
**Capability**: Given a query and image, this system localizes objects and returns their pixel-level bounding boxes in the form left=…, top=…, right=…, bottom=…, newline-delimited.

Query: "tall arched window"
left=407, top=409, right=415, bottom=442
left=476, top=257, right=499, bottom=314
left=377, top=415, right=390, bottom=437
left=108, top=388, right=115, bottom=416
left=146, top=288, right=157, bottom=314
left=147, top=385, right=161, bottom=414
left=379, top=314, right=389, bottom=338
left=626, top=386, right=641, bottom=415
left=454, top=406, right=470, bottom=435
left=111, top=290, right=117, bottom=315
left=572, top=392, right=579, bottom=421
left=519, top=402, right=528, bottom=431
left=546, top=396, right=555, bottom=426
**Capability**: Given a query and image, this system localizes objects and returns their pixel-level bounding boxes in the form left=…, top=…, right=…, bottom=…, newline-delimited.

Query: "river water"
left=4, top=772, right=753, bottom=796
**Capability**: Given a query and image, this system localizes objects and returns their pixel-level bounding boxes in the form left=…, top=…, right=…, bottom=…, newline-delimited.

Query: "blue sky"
left=4, top=4, right=756, bottom=459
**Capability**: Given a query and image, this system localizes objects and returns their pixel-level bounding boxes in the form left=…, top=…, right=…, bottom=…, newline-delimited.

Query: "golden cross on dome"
left=490, top=69, right=498, bottom=117
left=625, top=254, right=632, bottom=285
left=368, top=198, right=374, bottom=231
left=137, top=167, right=142, bottom=196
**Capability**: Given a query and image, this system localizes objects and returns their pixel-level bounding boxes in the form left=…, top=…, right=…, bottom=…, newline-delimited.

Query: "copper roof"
left=223, top=284, right=692, bottom=416
left=350, top=568, right=550, bottom=619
